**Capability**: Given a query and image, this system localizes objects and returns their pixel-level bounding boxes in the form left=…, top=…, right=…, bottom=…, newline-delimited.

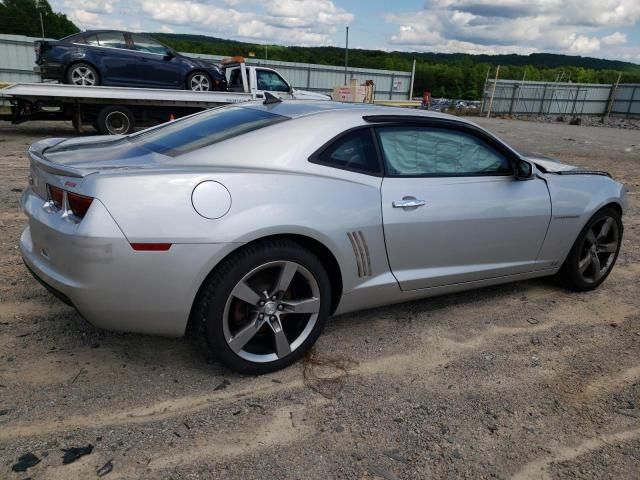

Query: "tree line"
left=0, top=0, right=78, bottom=39
left=1, top=0, right=638, bottom=100
left=152, top=33, right=640, bottom=100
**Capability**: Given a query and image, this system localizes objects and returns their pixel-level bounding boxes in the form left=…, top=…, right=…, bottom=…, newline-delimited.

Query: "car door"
left=85, top=32, right=140, bottom=86
left=129, top=33, right=183, bottom=88
left=378, top=123, right=551, bottom=291
left=255, top=69, right=293, bottom=99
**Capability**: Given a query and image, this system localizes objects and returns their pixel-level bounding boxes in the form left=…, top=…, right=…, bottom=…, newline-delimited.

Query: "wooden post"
left=627, top=86, right=638, bottom=118
left=605, top=72, right=622, bottom=119
left=408, top=59, right=416, bottom=100
left=479, top=67, right=490, bottom=113
left=486, top=65, right=500, bottom=118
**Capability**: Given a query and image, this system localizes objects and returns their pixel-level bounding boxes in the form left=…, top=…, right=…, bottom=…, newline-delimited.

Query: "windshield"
left=128, top=106, right=288, bottom=156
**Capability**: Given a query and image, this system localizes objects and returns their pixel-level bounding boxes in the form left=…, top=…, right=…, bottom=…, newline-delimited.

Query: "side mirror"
left=163, top=49, right=175, bottom=60
left=515, top=159, right=534, bottom=180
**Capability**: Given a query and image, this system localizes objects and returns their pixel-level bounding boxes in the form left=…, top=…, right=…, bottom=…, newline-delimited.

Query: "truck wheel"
left=187, top=72, right=212, bottom=91
left=97, top=106, right=136, bottom=135
left=66, top=63, right=99, bottom=86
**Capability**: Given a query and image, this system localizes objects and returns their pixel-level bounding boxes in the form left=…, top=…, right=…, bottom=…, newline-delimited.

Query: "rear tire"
left=194, top=239, right=331, bottom=374
left=558, top=207, right=622, bottom=291
left=96, top=106, right=136, bottom=135
left=66, top=62, right=99, bottom=86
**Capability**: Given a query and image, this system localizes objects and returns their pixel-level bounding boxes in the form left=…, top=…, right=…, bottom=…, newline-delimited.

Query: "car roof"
left=63, top=30, right=153, bottom=40
left=241, top=100, right=477, bottom=125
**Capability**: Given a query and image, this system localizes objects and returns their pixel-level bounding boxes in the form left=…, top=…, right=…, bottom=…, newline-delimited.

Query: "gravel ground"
left=0, top=118, right=639, bottom=479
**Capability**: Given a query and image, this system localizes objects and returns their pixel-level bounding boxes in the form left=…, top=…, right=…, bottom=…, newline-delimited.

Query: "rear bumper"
left=34, top=62, right=65, bottom=81
left=20, top=187, right=234, bottom=337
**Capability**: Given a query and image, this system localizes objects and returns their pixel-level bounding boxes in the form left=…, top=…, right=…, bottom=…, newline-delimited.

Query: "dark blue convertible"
left=35, top=30, right=227, bottom=91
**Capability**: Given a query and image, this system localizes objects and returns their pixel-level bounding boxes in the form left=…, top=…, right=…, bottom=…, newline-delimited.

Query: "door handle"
left=393, top=198, right=426, bottom=208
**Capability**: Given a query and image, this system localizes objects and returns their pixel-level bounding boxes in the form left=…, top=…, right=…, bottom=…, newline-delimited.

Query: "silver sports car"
left=21, top=100, right=627, bottom=373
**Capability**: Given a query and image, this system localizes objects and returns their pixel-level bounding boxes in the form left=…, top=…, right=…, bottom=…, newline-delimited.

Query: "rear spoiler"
left=28, top=143, right=84, bottom=178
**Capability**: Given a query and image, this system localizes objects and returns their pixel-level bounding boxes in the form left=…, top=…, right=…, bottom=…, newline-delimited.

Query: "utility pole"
left=344, top=26, right=349, bottom=85
left=265, top=44, right=268, bottom=62
left=36, top=0, right=45, bottom=38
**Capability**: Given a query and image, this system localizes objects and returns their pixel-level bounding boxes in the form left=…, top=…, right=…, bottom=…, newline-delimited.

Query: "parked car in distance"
left=20, top=101, right=626, bottom=374
left=34, top=30, right=227, bottom=91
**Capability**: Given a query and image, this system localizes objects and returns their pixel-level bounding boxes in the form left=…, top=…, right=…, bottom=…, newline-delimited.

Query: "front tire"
left=186, top=72, right=212, bottom=91
left=66, top=62, right=99, bottom=86
left=558, top=207, right=622, bottom=291
left=195, top=239, right=331, bottom=374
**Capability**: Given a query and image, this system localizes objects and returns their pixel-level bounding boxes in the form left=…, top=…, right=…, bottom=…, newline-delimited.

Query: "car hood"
left=177, top=53, right=219, bottom=71
left=30, top=136, right=172, bottom=177
left=522, top=153, right=611, bottom=177
left=522, top=154, right=579, bottom=172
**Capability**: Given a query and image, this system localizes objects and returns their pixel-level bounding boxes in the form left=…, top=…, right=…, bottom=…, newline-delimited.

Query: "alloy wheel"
left=222, top=260, right=321, bottom=363
left=578, top=216, right=619, bottom=284
left=70, top=66, right=96, bottom=86
left=190, top=74, right=211, bottom=91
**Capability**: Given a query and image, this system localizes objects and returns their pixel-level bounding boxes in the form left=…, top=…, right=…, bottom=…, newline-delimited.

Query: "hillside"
left=152, top=33, right=640, bottom=100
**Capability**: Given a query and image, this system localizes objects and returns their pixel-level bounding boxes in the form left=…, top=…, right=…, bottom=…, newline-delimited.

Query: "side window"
left=96, top=32, right=127, bottom=49
left=84, top=34, right=99, bottom=46
left=131, top=34, right=168, bottom=54
left=256, top=70, right=289, bottom=92
left=227, top=68, right=245, bottom=91
left=376, top=126, right=512, bottom=176
left=313, top=129, right=380, bottom=175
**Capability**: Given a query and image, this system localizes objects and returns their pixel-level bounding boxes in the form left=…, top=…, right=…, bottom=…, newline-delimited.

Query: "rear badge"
left=65, top=181, right=77, bottom=188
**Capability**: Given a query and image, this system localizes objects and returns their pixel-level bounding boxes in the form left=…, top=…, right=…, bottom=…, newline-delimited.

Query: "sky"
left=50, top=0, right=640, bottom=62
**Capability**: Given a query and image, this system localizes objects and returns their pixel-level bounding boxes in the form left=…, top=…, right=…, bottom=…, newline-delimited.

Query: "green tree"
left=0, top=0, right=79, bottom=39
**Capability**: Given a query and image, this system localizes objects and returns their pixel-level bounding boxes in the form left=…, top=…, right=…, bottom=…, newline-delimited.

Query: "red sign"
left=422, top=90, right=431, bottom=107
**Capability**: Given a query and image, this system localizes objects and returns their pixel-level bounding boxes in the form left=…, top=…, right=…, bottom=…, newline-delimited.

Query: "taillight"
left=47, top=184, right=64, bottom=209
left=46, top=184, right=94, bottom=218
left=67, top=192, right=94, bottom=218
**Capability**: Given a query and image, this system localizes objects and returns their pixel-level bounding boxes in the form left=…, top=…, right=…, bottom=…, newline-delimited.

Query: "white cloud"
left=139, top=0, right=352, bottom=45
left=567, top=34, right=600, bottom=54
left=62, top=0, right=119, bottom=15
left=386, top=0, right=640, bottom=57
left=601, top=31, right=627, bottom=46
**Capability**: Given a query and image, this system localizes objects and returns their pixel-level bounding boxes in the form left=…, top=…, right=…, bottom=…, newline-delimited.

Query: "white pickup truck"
left=223, top=58, right=329, bottom=102
left=0, top=58, right=330, bottom=134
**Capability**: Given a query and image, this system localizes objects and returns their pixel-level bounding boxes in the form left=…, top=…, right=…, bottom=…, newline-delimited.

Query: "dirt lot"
left=0, top=118, right=639, bottom=479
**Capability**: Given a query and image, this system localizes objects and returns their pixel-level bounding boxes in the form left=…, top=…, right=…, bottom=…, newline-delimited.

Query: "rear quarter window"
left=128, top=106, right=287, bottom=156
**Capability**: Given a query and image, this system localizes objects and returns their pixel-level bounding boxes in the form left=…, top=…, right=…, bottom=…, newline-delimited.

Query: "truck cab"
left=222, top=57, right=330, bottom=101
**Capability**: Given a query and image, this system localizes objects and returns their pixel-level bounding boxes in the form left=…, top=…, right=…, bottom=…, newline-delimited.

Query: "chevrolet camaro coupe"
left=20, top=101, right=626, bottom=373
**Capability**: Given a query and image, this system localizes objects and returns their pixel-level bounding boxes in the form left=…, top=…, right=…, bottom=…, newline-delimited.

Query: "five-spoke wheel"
left=67, top=63, right=99, bottom=86
left=187, top=72, right=212, bottom=91
left=560, top=207, right=622, bottom=291
left=196, top=239, right=330, bottom=374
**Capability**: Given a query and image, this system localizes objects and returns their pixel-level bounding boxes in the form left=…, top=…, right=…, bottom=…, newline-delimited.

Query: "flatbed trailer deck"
left=0, top=82, right=256, bottom=135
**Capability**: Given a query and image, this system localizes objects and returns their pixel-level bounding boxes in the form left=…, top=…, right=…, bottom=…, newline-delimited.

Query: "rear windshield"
left=128, top=106, right=287, bottom=156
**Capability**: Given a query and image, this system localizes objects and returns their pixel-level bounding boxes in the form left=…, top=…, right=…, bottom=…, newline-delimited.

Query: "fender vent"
left=347, top=231, right=371, bottom=278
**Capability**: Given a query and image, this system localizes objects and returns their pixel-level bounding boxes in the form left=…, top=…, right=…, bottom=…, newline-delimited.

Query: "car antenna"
left=263, top=92, right=282, bottom=105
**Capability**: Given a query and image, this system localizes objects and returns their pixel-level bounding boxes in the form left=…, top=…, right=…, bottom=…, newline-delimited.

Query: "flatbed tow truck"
left=0, top=57, right=330, bottom=134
